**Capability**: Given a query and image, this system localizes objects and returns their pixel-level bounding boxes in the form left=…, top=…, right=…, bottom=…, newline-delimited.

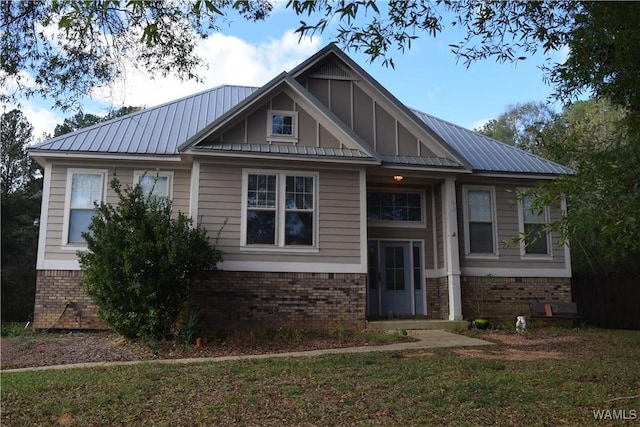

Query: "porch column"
left=442, top=178, right=463, bottom=320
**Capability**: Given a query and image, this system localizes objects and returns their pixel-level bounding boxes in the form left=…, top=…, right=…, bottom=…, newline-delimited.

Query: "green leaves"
left=78, top=174, right=222, bottom=340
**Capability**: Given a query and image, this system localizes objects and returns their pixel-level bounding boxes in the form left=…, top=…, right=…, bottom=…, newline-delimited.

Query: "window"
left=464, top=187, right=497, bottom=256
left=134, top=171, right=173, bottom=202
left=267, top=110, right=298, bottom=142
left=520, top=195, right=550, bottom=256
left=64, top=170, right=106, bottom=244
left=367, top=191, right=422, bottom=222
left=243, top=171, right=316, bottom=248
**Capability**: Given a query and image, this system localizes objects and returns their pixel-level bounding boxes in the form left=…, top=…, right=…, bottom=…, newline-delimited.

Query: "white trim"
left=431, top=184, right=438, bottom=271
left=366, top=188, right=427, bottom=227
left=359, top=169, right=368, bottom=271
left=219, top=260, right=366, bottom=274
left=443, top=179, right=462, bottom=321
left=189, top=160, right=200, bottom=225
left=29, top=152, right=181, bottom=162
left=461, top=267, right=572, bottom=278
left=517, top=191, right=552, bottom=259
left=241, top=169, right=319, bottom=249
left=266, top=109, right=299, bottom=143
left=61, top=168, right=108, bottom=247
left=471, top=172, right=561, bottom=180
left=133, top=170, right=174, bottom=200
left=462, top=185, right=499, bottom=258
left=36, top=163, right=51, bottom=270
left=43, top=259, right=81, bottom=270
left=186, top=149, right=380, bottom=165
left=425, top=268, right=447, bottom=278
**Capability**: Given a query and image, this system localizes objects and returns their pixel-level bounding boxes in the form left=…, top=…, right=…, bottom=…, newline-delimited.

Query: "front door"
left=380, top=241, right=412, bottom=316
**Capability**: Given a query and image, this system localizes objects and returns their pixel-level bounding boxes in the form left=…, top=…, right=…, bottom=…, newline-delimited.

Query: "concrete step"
left=366, top=319, right=469, bottom=331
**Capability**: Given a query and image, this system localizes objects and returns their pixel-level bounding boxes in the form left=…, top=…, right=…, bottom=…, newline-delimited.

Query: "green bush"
left=78, top=175, right=222, bottom=341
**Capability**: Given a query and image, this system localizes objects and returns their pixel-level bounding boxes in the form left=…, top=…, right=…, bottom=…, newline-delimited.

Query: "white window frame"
left=366, top=188, right=426, bottom=228
left=61, top=169, right=108, bottom=248
left=462, top=185, right=499, bottom=259
left=517, top=193, right=552, bottom=259
left=240, top=169, right=319, bottom=252
left=266, top=110, right=298, bottom=143
left=133, top=170, right=174, bottom=201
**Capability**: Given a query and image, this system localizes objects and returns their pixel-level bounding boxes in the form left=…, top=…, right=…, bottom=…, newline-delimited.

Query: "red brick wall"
left=425, top=277, right=449, bottom=319
left=34, top=270, right=107, bottom=330
left=192, top=271, right=368, bottom=331
left=461, top=276, right=572, bottom=325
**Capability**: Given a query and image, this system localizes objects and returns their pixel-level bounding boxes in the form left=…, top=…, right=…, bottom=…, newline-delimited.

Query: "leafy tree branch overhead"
left=3, top=0, right=640, bottom=124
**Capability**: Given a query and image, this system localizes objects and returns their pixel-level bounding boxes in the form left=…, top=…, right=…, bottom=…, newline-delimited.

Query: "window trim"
left=462, top=185, right=499, bottom=259
left=366, top=188, right=427, bottom=228
left=266, top=110, right=298, bottom=143
left=61, top=168, right=108, bottom=248
left=133, top=170, right=174, bottom=201
left=240, top=169, right=319, bottom=252
left=517, top=193, right=553, bottom=259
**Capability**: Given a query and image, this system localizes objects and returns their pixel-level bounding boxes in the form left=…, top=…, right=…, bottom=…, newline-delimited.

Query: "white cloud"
left=7, top=99, right=63, bottom=143
left=471, top=118, right=491, bottom=131
left=91, top=30, right=322, bottom=109
left=552, top=45, right=570, bottom=65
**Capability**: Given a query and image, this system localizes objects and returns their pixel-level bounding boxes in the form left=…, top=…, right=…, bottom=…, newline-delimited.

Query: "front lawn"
left=2, top=328, right=639, bottom=426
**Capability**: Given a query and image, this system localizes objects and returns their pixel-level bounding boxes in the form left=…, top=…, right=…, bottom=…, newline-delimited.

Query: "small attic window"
left=267, top=110, right=298, bottom=143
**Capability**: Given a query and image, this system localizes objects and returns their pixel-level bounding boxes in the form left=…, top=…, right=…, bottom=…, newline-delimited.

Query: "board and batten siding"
left=197, top=162, right=363, bottom=266
left=42, top=163, right=191, bottom=266
left=456, top=182, right=567, bottom=270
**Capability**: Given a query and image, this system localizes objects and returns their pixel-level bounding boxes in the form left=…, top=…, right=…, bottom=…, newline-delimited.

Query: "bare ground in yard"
left=1, top=329, right=414, bottom=370
left=1, top=326, right=611, bottom=370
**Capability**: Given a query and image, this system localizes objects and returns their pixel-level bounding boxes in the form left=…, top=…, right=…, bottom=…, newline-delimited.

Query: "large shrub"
left=78, top=176, right=221, bottom=340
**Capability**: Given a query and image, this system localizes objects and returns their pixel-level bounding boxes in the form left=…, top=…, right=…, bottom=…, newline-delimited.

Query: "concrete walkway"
left=2, top=330, right=492, bottom=373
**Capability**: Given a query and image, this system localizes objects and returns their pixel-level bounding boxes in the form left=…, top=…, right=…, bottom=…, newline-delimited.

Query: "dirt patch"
left=0, top=330, right=411, bottom=370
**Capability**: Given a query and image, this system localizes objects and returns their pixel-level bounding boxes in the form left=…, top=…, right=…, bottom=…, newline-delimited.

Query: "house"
left=29, top=44, right=573, bottom=331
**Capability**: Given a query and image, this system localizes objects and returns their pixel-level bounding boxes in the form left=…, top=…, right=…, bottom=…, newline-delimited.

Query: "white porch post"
left=442, top=178, right=463, bottom=320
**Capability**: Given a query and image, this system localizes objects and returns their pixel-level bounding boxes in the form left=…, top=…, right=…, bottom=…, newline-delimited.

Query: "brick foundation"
left=425, top=277, right=449, bottom=319
left=461, top=276, right=572, bottom=325
left=33, top=269, right=571, bottom=331
left=34, top=270, right=107, bottom=330
left=192, top=271, right=367, bottom=331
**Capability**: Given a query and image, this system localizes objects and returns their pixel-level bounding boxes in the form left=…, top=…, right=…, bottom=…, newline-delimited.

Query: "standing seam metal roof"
left=411, top=109, right=574, bottom=175
left=29, top=82, right=572, bottom=175
left=29, top=85, right=259, bottom=155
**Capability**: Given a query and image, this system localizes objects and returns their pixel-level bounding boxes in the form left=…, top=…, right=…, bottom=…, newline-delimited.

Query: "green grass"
left=2, top=329, right=639, bottom=426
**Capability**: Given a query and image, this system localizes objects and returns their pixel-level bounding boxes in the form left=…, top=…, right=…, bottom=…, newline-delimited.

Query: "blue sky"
left=18, top=4, right=568, bottom=140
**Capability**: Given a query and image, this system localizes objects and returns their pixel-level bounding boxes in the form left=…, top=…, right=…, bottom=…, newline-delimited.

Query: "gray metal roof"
left=195, top=143, right=376, bottom=161
left=380, top=155, right=463, bottom=169
left=29, top=85, right=259, bottom=155
left=29, top=55, right=572, bottom=176
left=411, top=109, right=573, bottom=175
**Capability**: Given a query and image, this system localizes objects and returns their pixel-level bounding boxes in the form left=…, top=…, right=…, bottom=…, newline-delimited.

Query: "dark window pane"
left=413, top=245, right=421, bottom=289
left=408, top=193, right=421, bottom=208
left=524, top=223, right=548, bottom=254
left=408, top=207, right=421, bottom=221
left=469, top=222, right=494, bottom=253
left=368, top=245, right=378, bottom=289
left=285, top=212, right=313, bottom=245
left=69, top=210, right=96, bottom=243
left=247, top=210, right=275, bottom=244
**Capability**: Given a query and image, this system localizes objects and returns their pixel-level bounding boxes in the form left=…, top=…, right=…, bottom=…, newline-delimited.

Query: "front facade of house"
left=29, top=45, right=572, bottom=331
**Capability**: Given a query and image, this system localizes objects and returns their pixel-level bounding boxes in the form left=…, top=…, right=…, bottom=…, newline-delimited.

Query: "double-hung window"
left=243, top=171, right=316, bottom=248
left=134, top=171, right=173, bottom=203
left=519, top=195, right=550, bottom=256
left=464, top=187, right=497, bottom=256
left=64, top=170, right=107, bottom=245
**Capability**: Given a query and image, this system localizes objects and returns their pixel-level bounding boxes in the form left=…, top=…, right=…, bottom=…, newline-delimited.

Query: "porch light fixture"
left=393, top=175, right=404, bottom=182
